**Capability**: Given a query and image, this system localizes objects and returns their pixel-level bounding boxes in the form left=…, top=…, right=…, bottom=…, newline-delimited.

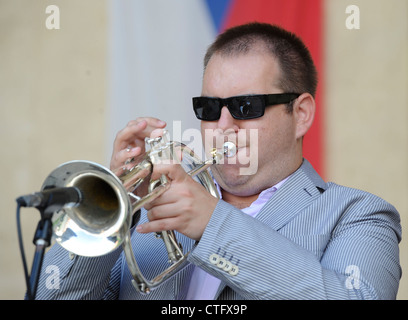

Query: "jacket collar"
left=256, top=158, right=327, bottom=231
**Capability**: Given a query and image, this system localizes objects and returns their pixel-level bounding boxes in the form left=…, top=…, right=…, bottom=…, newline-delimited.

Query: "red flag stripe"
left=221, top=0, right=325, bottom=177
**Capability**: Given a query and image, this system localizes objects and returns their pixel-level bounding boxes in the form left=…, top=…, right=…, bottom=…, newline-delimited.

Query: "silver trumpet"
left=40, top=130, right=236, bottom=293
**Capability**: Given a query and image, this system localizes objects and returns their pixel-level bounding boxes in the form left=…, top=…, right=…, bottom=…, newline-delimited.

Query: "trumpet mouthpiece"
left=223, top=141, right=237, bottom=158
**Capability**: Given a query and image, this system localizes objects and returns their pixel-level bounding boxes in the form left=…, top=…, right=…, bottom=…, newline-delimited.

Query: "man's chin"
left=212, top=165, right=253, bottom=188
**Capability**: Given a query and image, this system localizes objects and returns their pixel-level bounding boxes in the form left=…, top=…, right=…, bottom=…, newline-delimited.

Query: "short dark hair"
left=204, top=22, right=318, bottom=102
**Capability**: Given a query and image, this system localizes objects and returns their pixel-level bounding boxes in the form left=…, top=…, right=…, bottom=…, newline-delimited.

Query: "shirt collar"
left=214, top=176, right=289, bottom=218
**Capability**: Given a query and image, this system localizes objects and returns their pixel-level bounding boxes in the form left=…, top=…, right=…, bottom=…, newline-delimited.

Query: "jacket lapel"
left=256, top=159, right=327, bottom=231
left=213, top=160, right=327, bottom=299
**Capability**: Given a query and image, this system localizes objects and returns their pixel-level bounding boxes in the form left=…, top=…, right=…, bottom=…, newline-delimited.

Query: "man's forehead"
left=202, top=51, right=282, bottom=96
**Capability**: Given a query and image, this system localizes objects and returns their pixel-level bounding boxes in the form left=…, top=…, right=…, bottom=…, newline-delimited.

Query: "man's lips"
left=216, top=144, right=249, bottom=164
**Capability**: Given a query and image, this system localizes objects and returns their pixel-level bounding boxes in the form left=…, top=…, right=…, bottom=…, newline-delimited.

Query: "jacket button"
left=209, top=253, right=220, bottom=265
left=223, top=260, right=233, bottom=272
left=229, top=265, right=239, bottom=276
left=217, top=257, right=226, bottom=269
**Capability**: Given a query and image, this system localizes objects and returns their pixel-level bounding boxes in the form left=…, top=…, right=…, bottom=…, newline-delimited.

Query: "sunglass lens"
left=230, top=97, right=264, bottom=119
left=194, top=98, right=221, bottom=120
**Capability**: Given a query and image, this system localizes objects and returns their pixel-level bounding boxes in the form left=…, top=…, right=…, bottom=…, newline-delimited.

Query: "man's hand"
left=137, top=163, right=219, bottom=241
left=110, top=117, right=166, bottom=173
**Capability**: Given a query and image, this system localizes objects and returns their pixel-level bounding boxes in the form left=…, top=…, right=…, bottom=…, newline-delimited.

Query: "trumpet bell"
left=42, top=161, right=132, bottom=257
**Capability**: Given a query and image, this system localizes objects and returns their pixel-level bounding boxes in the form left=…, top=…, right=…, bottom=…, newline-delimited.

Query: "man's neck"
left=220, top=189, right=260, bottom=209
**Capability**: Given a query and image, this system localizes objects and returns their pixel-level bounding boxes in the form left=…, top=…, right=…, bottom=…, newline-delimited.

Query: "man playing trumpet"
left=35, top=22, right=401, bottom=300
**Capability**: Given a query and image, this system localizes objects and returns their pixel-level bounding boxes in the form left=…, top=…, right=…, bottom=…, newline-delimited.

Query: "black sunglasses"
left=192, top=93, right=300, bottom=121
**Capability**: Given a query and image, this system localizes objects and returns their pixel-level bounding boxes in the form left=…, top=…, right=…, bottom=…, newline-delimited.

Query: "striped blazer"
left=35, top=159, right=402, bottom=300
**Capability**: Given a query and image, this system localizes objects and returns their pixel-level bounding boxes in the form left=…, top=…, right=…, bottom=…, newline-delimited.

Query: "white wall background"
left=106, top=0, right=216, bottom=163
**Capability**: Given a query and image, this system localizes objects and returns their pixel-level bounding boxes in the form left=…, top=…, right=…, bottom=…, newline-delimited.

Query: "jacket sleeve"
left=187, top=197, right=401, bottom=300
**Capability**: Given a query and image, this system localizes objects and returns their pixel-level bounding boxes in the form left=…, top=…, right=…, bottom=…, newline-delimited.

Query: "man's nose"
left=217, top=106, right=239, bottom=132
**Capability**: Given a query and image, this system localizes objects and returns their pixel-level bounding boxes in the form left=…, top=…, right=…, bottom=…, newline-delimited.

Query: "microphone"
left=16, top=187, right=82, bottom=211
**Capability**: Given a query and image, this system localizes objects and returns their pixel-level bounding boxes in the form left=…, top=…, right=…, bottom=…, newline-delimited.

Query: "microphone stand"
left=27, top=208, right=53, bottom=300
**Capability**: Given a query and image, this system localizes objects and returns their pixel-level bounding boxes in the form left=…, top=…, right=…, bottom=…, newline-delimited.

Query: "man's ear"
left=293, top=93, right=316, bottom=139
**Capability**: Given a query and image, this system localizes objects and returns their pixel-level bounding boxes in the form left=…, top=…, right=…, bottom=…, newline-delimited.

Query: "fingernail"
left=136, top=225, right=143, bottom=232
